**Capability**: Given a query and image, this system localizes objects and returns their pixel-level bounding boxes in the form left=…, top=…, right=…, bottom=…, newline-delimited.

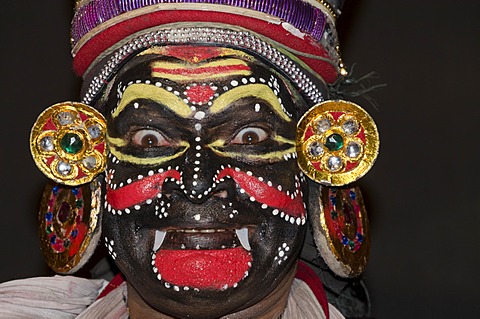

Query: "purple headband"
left=72, top=0, right=338, bottom=48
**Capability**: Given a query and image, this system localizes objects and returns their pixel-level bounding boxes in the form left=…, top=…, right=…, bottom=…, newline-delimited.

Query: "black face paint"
left=102, top=48, right=312, bottom=318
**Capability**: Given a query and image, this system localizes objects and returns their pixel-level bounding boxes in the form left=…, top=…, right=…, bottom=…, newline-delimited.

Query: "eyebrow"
left=111, top=83, right=192, bottom=119
left=210, top=84, right=292, bottom=122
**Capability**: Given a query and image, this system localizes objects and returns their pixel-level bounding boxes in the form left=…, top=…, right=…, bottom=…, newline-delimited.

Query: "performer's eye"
left=231, top=127, right=268, bottom=145
left=133, top=129, right=169, bottom=147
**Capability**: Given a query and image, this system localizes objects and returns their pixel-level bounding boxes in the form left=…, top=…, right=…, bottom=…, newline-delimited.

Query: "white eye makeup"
left=231, top=127, right=269, bottom=145
left=133, top=129, right=169, bottom=147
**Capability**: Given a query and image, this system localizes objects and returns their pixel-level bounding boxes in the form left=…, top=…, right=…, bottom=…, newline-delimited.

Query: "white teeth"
left=154, top=230, right=167, bottom=251
left=236, top=228, right=251, bottom=251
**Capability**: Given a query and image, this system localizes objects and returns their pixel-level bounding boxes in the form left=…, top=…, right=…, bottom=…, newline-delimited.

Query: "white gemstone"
left=82, top=156, right=97, bottom=169
left=327, top=156, right=342, bottom=172
left=316, top=117, right=331, bottom=133
left=57, top=161, right=72, bottom=175
left=342, top=119, right=359, bottom=135
left=57, top=112, right=75, bottom=125
left=345, top=142, right=361, bottom=158
left=87, top=125, right=102, bottom=139
left=39, top=136, right=54, bottom=151
left=308, top=141, right=324, bottom=157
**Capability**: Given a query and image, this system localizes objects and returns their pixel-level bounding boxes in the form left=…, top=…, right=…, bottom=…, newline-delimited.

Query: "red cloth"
left=296, top=260, right=330, bottom=318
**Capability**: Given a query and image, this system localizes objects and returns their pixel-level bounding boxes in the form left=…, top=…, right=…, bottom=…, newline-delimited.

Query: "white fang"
left=236, top=228, right=251, bottom=251
left=154, top=230, right=167, bottom=251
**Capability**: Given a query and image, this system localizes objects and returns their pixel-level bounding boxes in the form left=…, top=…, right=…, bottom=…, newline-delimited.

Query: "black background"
left=1, top=1, right=479, bottom=318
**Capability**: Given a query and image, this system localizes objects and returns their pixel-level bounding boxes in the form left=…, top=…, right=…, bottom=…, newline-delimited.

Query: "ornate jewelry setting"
left=38, top=177, right=103, bottom=274
left=296, top=100, right=379, bottom=186
left=30, top=102, right=107, bottom=186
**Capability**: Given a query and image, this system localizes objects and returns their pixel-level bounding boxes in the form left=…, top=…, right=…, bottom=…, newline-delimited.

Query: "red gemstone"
left=57, top=202, right=71, bottom=223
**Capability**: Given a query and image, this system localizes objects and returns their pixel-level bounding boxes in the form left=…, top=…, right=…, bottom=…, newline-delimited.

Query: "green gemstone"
left=76, top=199, right=83, bottom=208
left=325, top=133, right=344, bottom=151
left=331, top=210, right=338, bottom=220
left=46, top=225, right=53, bottom=234
left=349, top=241, right=355, bottom=250
left=60, top=133, right=83, bottom=154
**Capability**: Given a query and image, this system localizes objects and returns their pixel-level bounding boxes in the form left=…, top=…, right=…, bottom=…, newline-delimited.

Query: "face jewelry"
left=37, top=176, right=103, bottom=274
left=296, top=100, right=379, bottom=187
left=30, top=102, right=107, bottom=186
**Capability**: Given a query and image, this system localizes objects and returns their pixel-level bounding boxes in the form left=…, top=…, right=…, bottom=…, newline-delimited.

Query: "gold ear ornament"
left=30, top=102, right=107, bottom=186
left=38, top=177, right=103, bottom=274
left=296, top=100, right=379, bottom=187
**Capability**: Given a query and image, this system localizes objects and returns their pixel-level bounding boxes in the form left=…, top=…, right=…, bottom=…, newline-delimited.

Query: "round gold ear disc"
left=30, top=102, right=107, bottom=186
left=296, top=100, right=379, bottom=186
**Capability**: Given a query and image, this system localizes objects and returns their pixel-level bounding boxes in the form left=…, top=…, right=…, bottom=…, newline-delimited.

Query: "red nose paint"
left=155, top=248, right=252, bottom=289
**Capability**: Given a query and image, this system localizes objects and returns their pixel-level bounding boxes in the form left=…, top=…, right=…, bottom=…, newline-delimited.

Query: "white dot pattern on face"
left=274, top=243, right=290, bottom=265
left=104, top=236, right=118, bottom=260
left=105, top=79, right=304, bottom=221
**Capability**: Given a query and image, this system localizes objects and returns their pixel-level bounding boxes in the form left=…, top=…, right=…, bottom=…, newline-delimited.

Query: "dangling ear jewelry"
left=38, top=176, right=103, bottom=274
left=296, top=100, right=379, bottom=187
left=308, top=183, right=370, bottom=277
left=30, top=102, right=107, bottom=186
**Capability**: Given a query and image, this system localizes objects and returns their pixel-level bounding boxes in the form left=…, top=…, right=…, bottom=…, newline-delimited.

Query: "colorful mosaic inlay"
left=44, top=186, right=87, bottom=254
left=38, top=178, right=103, bottom=274
left=325, top=188, right=363, bottom=252
left=319, top=185, right=370, bottom=276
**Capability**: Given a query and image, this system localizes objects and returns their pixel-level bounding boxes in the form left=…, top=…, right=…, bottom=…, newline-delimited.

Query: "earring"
left=38, top=176, right=103, bottom=274
left=308, top=183, right=370, bottom=278
left=296, top=100, right=379, bottom=187
left=30, top=102, right=107, bottom=186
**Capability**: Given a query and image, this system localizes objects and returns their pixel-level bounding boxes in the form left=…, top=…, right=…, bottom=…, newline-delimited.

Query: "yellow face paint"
left=150, top=59, right=252, bottom=82
left=108, top=141, right=190, bottom=166
left=207, top=136, right=296, bottom=162
left=139, top=46, right=256, bottom=63
left=107, top=135, right=127, bottom=148
left=209, top=146, right=296, bottom=162
left=210, top=84, right=291, bottom=122
left=111, top=84, right=191, bottom=119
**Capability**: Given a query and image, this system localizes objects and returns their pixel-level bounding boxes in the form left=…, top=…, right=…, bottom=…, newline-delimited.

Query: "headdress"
left=30, top=0, right=379, bottom=284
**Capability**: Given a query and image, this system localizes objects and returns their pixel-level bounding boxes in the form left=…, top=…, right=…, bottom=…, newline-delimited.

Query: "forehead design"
left=110, top=46, right=295, bottom=121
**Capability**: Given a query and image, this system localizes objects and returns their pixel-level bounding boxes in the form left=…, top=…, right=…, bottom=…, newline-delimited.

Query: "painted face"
left=102, top=46, right=309, bottom=318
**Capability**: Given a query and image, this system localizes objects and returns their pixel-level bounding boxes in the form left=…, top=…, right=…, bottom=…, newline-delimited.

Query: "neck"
left=127, top=263, right=297, bottom=319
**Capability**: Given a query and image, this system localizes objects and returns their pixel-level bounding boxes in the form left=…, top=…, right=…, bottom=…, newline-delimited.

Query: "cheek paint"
left=106, top=170, right=181, bottom=210
left=216, top=168, right=305, bottom=218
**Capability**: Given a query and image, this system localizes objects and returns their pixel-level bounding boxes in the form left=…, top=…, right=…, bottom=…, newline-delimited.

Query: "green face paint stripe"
left=210, top=84, right=291, bottom=122
left=108, top=141, right=190, bottom=165
left=111, top=84, right=192, bottom=119
left=208, top=146, right=296, bottom=161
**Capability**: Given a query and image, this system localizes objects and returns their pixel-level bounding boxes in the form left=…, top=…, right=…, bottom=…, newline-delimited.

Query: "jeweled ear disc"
left=38, top=177, right=103, bottom=274
left=296, top=100, right=379, bottom=186
left=30, top=102, right=107, bottom=186
left=310, top=185, right=370, bottom=278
